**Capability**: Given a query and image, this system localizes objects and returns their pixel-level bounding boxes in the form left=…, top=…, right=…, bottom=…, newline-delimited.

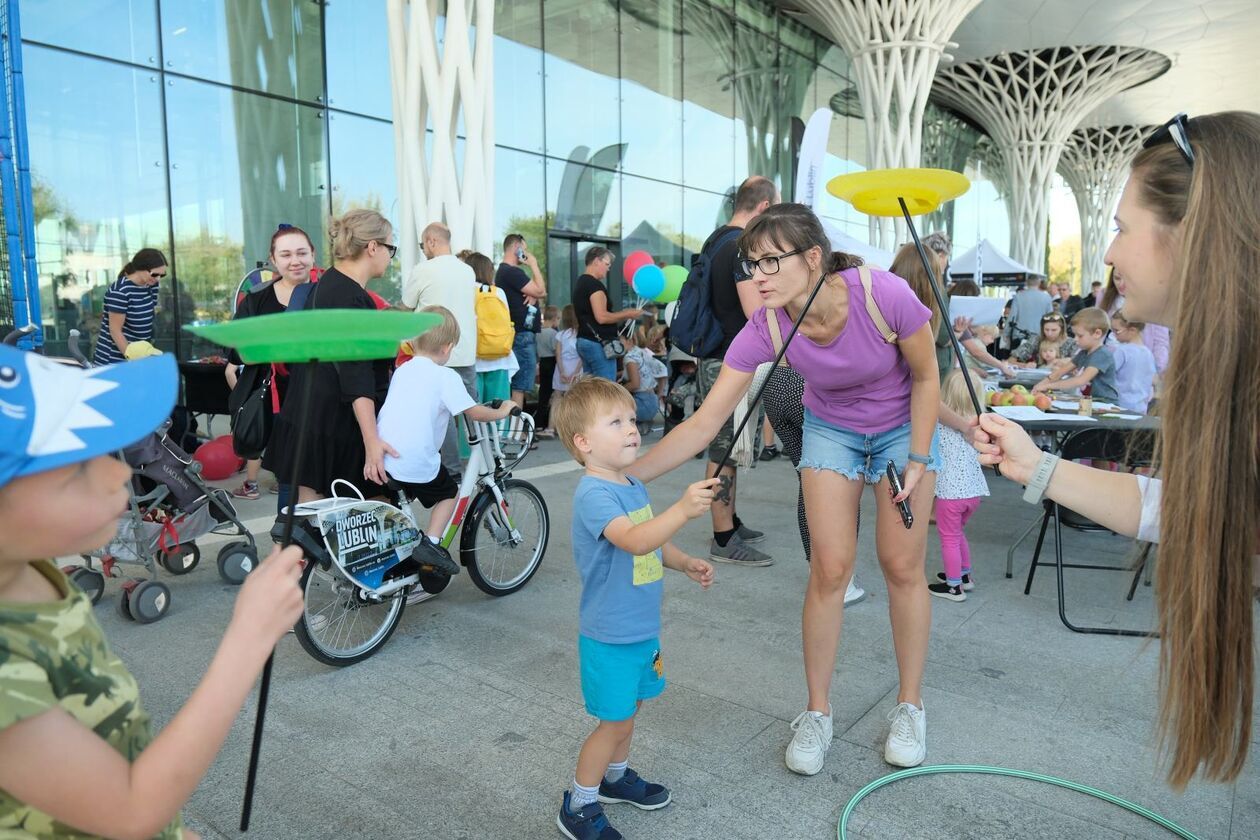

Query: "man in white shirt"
left=403, top=221, right=478, bottom=478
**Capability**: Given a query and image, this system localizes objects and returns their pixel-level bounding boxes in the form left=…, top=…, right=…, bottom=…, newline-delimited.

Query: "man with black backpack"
left=687, top=175, right=778, bottom=567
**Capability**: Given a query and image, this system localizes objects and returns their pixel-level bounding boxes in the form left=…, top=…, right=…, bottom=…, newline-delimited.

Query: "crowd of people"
left=2, top=110, right=1257, bottom=840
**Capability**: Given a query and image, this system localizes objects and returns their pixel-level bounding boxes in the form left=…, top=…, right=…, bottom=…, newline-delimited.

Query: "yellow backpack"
left=475, top=284, right=514, bottom=359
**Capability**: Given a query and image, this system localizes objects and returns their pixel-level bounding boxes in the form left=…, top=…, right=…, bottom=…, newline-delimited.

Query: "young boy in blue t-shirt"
left=551, top=377, right=718, bottom=840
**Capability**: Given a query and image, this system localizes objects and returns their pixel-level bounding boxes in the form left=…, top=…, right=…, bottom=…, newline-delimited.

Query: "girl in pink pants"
left=930, top=370, right=990, bottom=601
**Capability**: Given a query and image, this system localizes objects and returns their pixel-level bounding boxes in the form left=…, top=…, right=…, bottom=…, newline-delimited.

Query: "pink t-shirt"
left=724, top=267, right=932, bottom=434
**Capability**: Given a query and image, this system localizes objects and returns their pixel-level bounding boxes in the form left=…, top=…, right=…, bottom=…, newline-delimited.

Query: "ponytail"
left=120, top=247, right=167, bottom=279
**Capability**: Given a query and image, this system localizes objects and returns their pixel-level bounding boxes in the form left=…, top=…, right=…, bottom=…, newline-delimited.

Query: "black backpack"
left=670, top=227, right=742, bottom=358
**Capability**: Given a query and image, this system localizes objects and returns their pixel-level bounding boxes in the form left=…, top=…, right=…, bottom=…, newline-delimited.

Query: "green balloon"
left=655, top=264, right=689, bottom=303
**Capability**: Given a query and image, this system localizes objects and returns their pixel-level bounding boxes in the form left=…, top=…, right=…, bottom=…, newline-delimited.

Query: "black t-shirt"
left=574, top=273, right=618, bottom=342
left=495, top=262, right=532, bottom=331
left=702, top=225, right=748, bottom=358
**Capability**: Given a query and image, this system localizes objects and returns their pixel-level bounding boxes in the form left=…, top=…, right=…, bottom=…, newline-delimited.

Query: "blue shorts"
left=800, top=409, right=941, bottom=485
left=510, top=331, right=537, bottom=393
left=578, top=635, right=665, bottom=721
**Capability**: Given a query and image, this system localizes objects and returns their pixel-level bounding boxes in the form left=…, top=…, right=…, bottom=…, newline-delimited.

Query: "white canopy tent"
left=823, top=220, right=896, bottom=271
left=948, top=238, right=1040, bottom=286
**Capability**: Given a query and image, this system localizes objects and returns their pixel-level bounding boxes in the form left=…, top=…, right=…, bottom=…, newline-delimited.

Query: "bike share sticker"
left=317, top=502, right=423, bottom=591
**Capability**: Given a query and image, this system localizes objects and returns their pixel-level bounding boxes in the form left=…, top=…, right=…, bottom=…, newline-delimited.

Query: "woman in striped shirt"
left=93, top=248, right=166, bottom=365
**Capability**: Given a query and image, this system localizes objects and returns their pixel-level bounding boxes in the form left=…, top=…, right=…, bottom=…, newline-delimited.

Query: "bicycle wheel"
left=461, top=479, right=549, bottom=596
left=293, top=561, right=405, bottom=667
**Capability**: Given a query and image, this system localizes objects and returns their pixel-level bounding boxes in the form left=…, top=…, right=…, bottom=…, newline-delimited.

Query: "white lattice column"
left=932, top=47, right=1168, bottom=272
left=1058, top=125, right=1153, bottom=290
left=793, top=0, right=983, bottom=250
left=387, top=0, right=495, bottom=273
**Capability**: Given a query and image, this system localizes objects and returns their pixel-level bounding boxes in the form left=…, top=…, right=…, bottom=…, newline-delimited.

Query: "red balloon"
left=623, top=251, right=653, bottom=286
left=212, top=434, right=234, bottom=449
left=194, top=441, right=241, bottom=481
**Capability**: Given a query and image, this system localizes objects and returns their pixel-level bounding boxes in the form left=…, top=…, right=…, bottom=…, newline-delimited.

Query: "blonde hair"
left=1037, top=340, right=1063, bottom=362
left=559, top=304, right=578, bottom=331
left=410, top=305, right=460, bottom=354
left=1130, top=111, right=1260, bottom=788
left=890, top=242, right=944, bottom=340
left=543, top=305, right=560, bottom=322
left=552, top=377, right=635, bottom=465
left=1112, top=310, right=1146, bottom=332
left=941, top=369, right=984, bottom=418
left=971, top=324, right=999, bottom=344
left=1070, top=306, right=1110, bottom=336
left=329, top=208, right=392, bottom=261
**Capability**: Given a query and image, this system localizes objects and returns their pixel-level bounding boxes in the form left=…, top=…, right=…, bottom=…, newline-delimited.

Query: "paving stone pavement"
left=78, top=437, right=1257, bottom=839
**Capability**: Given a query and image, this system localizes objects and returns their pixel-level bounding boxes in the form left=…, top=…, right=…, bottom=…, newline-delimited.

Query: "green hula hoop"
left=839, top=765, right=1201, bottom=839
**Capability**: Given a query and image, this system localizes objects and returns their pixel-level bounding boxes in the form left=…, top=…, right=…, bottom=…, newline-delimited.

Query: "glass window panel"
left=618, top=0, right=682, bottom=182
left=160, top=0, right=323, bottom=102
left=325, top=0, right=392, bottom=119
left=494, top=0, right=544, bottom=153
left=24, top=47, right=170, bottom=356
left=495, top=146, right=547, bottom=274
left=683, top=188, right=730, bottom=255
left=330, top=112, right=401, bottom=301
left=547, top=152, right=621, bottom=239
left=620, top=174, right=684, bottom=269
left=542, top=0, right=619, bottom=161
left=19, top=0, right=159, bottom=65
left=734, top=0, right=776, bottom=35
left=778, top=12, right=817, bottom=60
left=681, top=0, right=735, bottom=193
left=733, top=23, right=777, bottom=182
left=820, top=44, right=850, bottom=77
left=778, top=45, right=816, bottom=197
left=165, top=78, right=327, bottom=357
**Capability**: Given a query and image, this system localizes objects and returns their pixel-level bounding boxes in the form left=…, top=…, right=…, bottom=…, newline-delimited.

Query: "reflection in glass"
left=166, top=78, right=327, bottom=357
left=620, top=174, right=684, bottom=269
left=681, top=0, right=736, bottom=193
left=161, top=0, right=323, bottom=102
left=24, top=47, right=170, bottom=355
left=550, top=146, right=623, bottom=237
left=494, top=146, right=548, bottom=275
left=618, top=0, right=682, bottom=182
left=325, top=0, right=393, bottom=119
left=331, top=112, right=400, bottom=300
left=683, top=188, right=731, bottom=254
left=542, top=0, right=620, bottom=160
left=494, top=0, right=545, bottom=153
left=19, top=0, right=158, bottom=65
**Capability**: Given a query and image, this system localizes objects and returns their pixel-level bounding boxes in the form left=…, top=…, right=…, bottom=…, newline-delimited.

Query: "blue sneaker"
left=597, top=768, right=672, bottom=811
left=557, top=791, right=622, bottom=840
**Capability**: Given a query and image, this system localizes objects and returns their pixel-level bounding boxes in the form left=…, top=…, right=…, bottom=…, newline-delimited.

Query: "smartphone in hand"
left=886, top=460, right=914, bottom=530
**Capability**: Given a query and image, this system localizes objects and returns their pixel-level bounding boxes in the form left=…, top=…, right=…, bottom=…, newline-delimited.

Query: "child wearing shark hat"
left=0, top=345, right=304, bottom=839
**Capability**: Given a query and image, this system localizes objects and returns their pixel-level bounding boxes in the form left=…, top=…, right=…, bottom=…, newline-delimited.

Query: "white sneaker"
left=785, top=708, right=832, bottom=775
left=884, top=702, right=927, bottom=767
left=844, top=580, right=866, bottom=606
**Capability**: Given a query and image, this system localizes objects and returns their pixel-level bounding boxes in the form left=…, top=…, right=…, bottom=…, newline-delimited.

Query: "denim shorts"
left=510, top=331, right=537, bottom=393
left=800, top=409, right=940, bottom=485
left=579, top=635, right=665, bottom=721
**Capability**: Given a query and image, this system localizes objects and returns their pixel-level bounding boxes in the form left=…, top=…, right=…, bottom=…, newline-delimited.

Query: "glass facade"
left=18, top=0, right=1009, bottom=356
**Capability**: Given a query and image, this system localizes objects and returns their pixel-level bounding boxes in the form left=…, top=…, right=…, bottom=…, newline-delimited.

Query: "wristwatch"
left=1022, top=452, right=1061, bottom=504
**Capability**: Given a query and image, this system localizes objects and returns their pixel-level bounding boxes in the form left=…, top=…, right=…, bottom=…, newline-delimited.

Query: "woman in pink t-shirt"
left=630, top=204, right=941, bottom=775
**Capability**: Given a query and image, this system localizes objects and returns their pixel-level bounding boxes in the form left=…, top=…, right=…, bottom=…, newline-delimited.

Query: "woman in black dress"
left=263, top=209, right=398, bottom=502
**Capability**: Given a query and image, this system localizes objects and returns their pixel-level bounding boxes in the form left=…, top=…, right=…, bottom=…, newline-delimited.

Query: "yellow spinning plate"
left=827, top=168, right=970, bottom=217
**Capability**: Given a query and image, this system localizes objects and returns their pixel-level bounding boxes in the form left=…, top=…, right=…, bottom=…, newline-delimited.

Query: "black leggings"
left=761, top=364, right=858, bottom=560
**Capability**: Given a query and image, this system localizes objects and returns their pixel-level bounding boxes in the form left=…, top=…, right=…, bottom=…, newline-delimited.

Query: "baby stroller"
left=58, top=330, right=260, bottom=623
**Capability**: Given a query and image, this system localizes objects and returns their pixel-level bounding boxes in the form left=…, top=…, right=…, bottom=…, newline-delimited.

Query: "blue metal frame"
left=0, top=0, right=40, bottom=348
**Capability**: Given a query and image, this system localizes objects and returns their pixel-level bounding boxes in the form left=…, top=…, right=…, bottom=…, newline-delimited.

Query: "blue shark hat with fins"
left=0, top=344, right=178, bottom=487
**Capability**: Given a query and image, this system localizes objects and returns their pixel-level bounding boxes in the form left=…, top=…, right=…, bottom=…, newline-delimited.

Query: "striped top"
left=94, top=277, right=159, bottom=364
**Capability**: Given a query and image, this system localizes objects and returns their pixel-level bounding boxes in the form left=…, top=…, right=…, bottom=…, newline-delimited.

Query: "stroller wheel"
left=217, top=541, right=258, bottom=585
left=129, top=580, right=172, bottom=624
left=67, top=568, right=106, bottom=605
left=160, top=544, right=201, bottom=575
left=117, top=579, right=141, bottom=621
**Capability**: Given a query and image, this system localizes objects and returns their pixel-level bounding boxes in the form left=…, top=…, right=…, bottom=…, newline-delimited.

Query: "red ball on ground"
left=194, top=441, right=241, bottom=481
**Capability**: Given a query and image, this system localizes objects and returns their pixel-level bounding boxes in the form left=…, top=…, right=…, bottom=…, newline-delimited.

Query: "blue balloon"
left=632, top=264, right=665, bottom=299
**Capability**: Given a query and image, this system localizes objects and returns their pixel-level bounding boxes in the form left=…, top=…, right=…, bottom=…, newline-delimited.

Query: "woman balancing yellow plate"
left=826, top=168, right=969, bottom=217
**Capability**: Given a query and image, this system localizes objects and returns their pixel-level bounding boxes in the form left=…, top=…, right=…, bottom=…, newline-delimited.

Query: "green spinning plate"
left=826, top=168, right=970, bottom=218
left=184, top=308, right=441, bottom=364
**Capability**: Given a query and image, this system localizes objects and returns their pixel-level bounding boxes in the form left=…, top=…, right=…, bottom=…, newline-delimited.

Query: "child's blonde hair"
left=411, top=305, right=460, bottom=354
left=1071, top=306, right=1111, bottom=336
left=941, top=368, right=986, bottom=418
left=971, top=324, right=999, bottom=345
left=559, top=304, right=579, bottom=331
left=543, top=305, right=559, bottom=322
left=552, top=376, right=635, bottom=465
left=1112, top=309, right=1146, bottom=331
left=1038, top=340, right=1063, bottom=363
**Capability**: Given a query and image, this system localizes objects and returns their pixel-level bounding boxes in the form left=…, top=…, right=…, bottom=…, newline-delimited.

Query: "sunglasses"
left=376, top=241, right=398, bottom=259
left=1143, top=113, right=1195, bottom=169
left=149, top=269, right=167, bottom=279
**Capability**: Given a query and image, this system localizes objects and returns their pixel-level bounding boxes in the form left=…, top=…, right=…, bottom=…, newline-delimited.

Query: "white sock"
left=605, top=760, right=628, bottom=783
left=428, top=535, right=440, bottom=544
left=569, top=778, right=599, bottom=811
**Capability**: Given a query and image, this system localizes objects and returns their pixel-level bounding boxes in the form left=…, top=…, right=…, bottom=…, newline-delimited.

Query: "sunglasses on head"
left=1143, top=113, right=1195, bottom=169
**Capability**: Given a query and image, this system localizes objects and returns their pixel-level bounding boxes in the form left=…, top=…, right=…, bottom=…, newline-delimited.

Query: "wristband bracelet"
left=907, top=452, right=931, bottom=465
left=1022, top=452, right=1061, bottom=504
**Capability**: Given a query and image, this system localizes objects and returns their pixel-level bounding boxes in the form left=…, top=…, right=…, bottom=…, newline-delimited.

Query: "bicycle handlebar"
left=2, top=324, right=36, bottom=346
left=67, top=329, right=91, bottom=365
left=486, top=399, right=523, bottom=417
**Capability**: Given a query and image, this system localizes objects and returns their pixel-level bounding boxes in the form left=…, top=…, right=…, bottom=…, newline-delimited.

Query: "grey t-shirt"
left=1073, top=345, right=1119, bottom=404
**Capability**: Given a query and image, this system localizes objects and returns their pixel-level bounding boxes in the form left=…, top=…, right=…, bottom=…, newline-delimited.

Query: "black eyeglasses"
left=376, top=241, right=398, bottom=259
left=149, top=270, right=167, bottom=279
left=1143, top=113, right=1195, bottom=169
left=739, top=248, right=804, bottom=277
